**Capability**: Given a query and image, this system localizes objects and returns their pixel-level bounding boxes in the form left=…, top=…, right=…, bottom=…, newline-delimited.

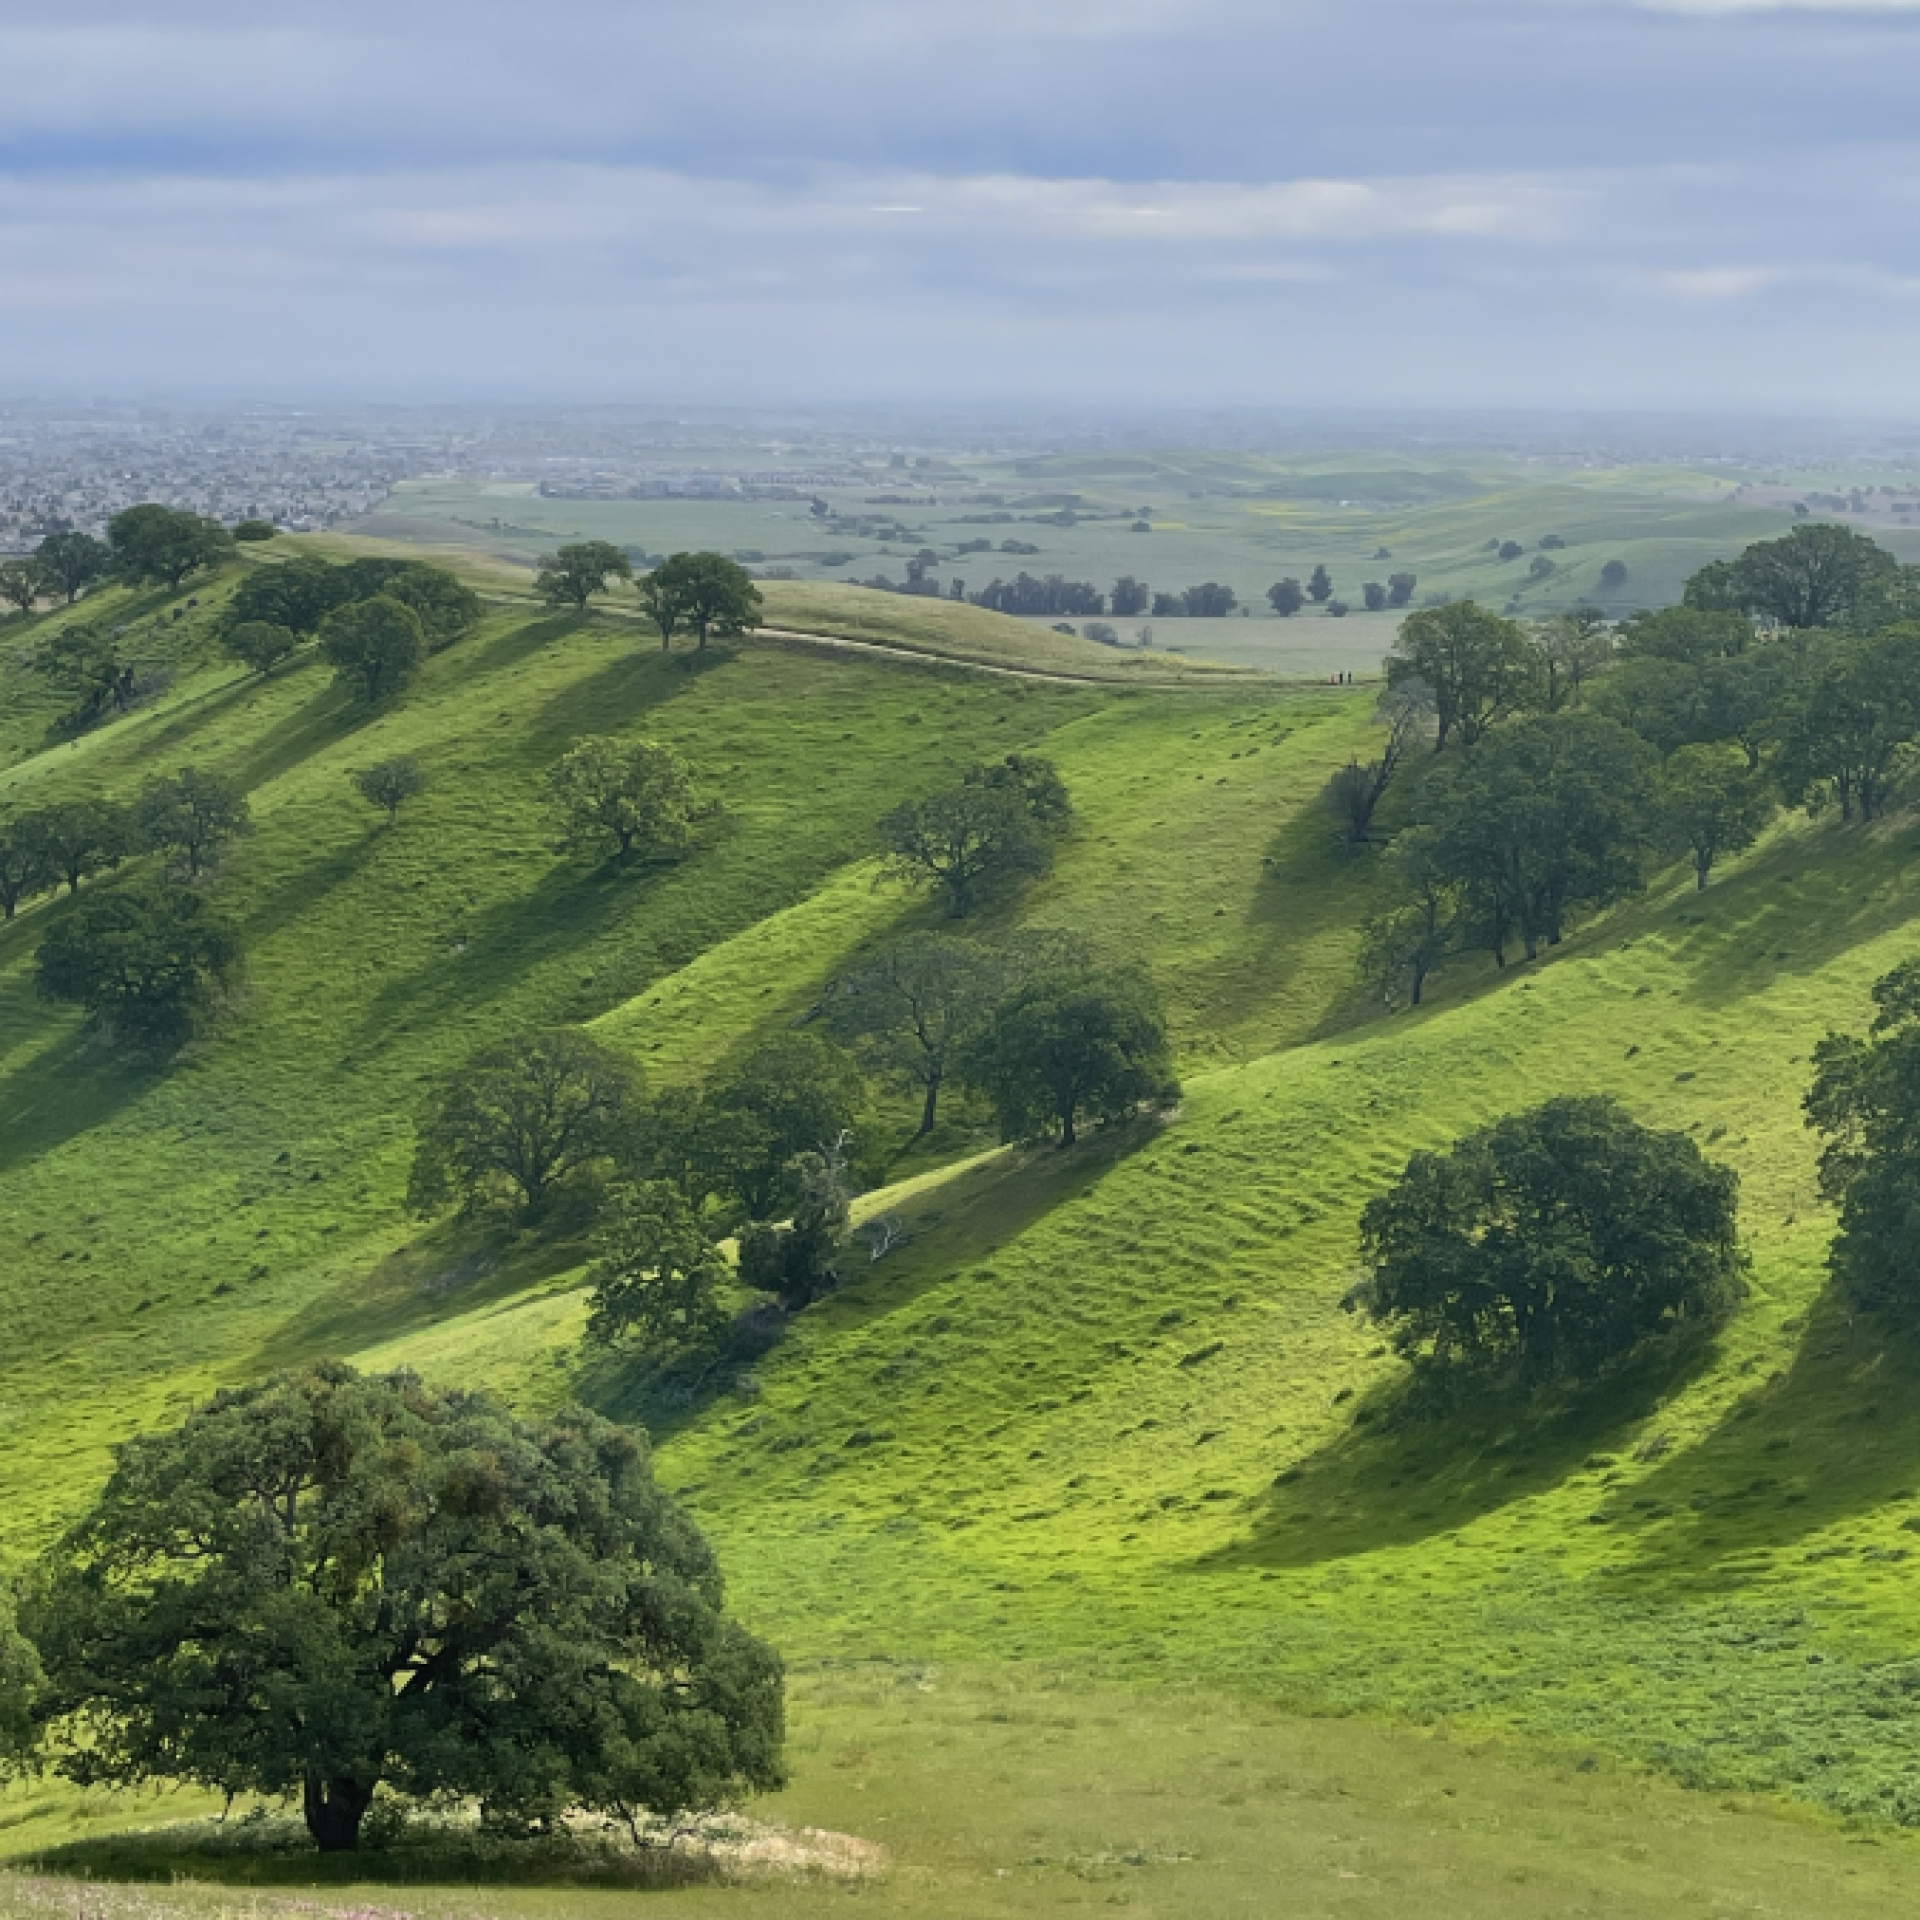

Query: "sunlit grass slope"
left=0, top=560, right=1349, bottom=1549
left=376, top=799, right=1920, bottom=1830
left=11, top=543, right=1920, bottom=1885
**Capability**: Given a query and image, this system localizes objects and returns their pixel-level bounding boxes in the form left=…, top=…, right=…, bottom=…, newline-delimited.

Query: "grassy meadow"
left=353, top=448, right=1920, bottom=678
left=7, top=535, right=1920, bottom=1907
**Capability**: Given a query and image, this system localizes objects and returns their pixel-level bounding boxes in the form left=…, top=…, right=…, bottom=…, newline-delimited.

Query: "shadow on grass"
left=1208, top=1327, right=1721, bottom=1572
left=25, top=1817, right=726, bottom=1892
left=524, top=637, right=733, bottom=758
left=0, top=1021, right=152, bottom=1180
left=581, top=1126, right=1158, bottom=1443
left=248, top=1211, right=592, bottom=1375
left=1672, top=811, right=1920, bottom=1016
left=349, top=837, right=719, bottom=1048
left=1616, top=1288, right=1920, bottom=1578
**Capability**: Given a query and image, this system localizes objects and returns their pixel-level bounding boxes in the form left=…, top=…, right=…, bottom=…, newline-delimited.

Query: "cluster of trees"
left=2, top=768, right=253, bottom=1050
left=1352, top=526, right=1920, bottom=1006
left=532, top=544, right=764, bottom=650
left=1, top=507, right=239, bottom=618
left=0, top=1364, right=782, bottom=1853
left=219, top=554, right=481, bottom=699
left=409, top=924, right=1176, bottom=1364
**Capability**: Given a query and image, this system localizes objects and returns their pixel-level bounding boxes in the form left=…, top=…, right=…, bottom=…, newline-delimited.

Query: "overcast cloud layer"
left=5, top=0, right=1920, bottom=408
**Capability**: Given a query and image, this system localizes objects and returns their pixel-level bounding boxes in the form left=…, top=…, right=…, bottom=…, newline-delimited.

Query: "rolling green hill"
left=7, top=542, right=1920, bottom=1908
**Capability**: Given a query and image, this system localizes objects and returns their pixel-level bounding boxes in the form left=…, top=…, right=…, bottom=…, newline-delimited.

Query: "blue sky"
left=5, top=0, right=1920, bottom=408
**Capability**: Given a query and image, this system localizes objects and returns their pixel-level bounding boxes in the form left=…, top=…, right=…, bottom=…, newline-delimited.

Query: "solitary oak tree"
left=548, top=737, right=699, bottom=865
left=408, top=1028, right=635, bottom=1221
left=536, top=541, right=634, bottom=612
left=351, top=755, right=427, bottom=824
left=1356, top=1097, right=1744, bottom=1384
left=23, top=1365, right=785, bottom=1853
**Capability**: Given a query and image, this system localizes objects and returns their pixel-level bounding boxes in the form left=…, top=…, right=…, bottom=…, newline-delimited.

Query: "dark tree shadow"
left=25, top=1820, right=725, bottom=1891
left=1207, top=1326, right=1724, bottom=1572
left=0, top=1020, right=155, bottom=1178
left=1612, top=1289, right=1920, bottom=1578
left=579, top=1123, right=1163, bottom=1443
left=248, top=1213, right=593, bottom=1375
left=1673, top=813, right=1920, bottom=1016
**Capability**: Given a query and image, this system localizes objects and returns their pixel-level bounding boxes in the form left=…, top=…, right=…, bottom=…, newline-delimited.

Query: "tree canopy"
left=318, top=595, right=425, bottom=703
left=585, top=1182, right=731, bottom=1353
left=639, top=553, right=763, bottom=651
left=33, top=532, right=110, bottom=605
left=23, top=1365, right=784, bottom=1852
left=878, top=755, right=1068, bottom=918
left=1356, top=1096, right=1745, bottom=1384
left=106, top=505, right=233, bottom=590
left=962, top=965, right=1177, bottom=1147
left=409, top=1029, right=635, bottom=1222
left=827, top=932, right=1006, bottom=1135
left=537, top=541, right=634, bottom=612
left=134, top=767, right=253, bottom=879
left=36, top=880, right=241, bottom=1054
left=1421, top=711, right=1656, bottom=966
left=1806, top=959, right=1920, bottom=1313
left=548, top=737, right=699, bottom=865
left=1388, top=602, right=1542, bottom=751
left=352, top=756, right=428, bottom=823
left=1724, top=523, right=1896, bottom=631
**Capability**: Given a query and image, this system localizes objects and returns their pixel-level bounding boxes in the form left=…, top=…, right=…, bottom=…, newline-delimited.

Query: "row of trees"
left=962, top=575, right=1246, bottom=620
left=0, top=767, right=251, bottom=917
left=1269, top=567, right=1418, bottom=618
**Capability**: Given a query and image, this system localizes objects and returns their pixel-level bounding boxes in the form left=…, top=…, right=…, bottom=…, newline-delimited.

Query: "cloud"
left=1648, top=265, right=1788, bottom=299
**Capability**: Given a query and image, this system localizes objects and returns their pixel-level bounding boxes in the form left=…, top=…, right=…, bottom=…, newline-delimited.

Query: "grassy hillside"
left=8, top=545, right=1920, bottom=1904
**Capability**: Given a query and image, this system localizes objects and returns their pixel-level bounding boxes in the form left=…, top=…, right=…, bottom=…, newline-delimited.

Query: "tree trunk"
left=1695, top=857, right=1709, bottom=891
left=303, top=1774, right=375, bottom=1853
left=918, top=1077, right=940, bottom=1136
left=1409, top=963, right=1426, bottom=1007
left=1059, top=1104, right=1077, bottom=1148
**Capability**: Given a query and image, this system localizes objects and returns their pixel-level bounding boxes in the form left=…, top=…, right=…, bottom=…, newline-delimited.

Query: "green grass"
left=12, top=1669, right=1920, bottom=1916
left=13, top=533, right=1920, bottom=1903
